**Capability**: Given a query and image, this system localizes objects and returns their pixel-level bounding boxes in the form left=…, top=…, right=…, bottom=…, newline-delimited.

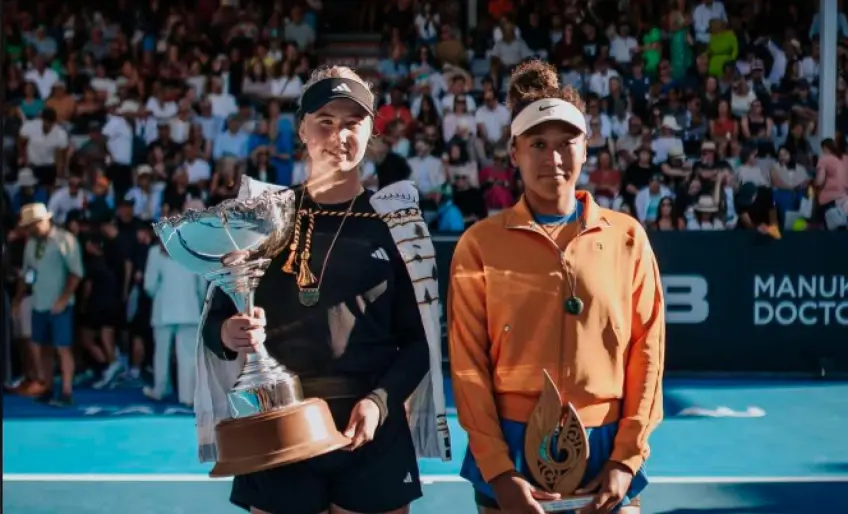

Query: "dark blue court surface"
left=4, top=378, right=848, bottom=513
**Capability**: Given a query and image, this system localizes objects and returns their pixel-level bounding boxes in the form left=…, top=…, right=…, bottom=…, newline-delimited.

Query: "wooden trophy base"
left=209, top=398, right=350, bottom=477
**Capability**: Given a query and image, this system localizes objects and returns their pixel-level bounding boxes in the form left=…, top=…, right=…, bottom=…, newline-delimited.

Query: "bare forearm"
left=59, top=274, right=82, bottom=302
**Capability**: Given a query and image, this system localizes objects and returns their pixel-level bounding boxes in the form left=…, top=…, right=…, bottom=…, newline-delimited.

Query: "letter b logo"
left=663, top=275, right=709, bottom=324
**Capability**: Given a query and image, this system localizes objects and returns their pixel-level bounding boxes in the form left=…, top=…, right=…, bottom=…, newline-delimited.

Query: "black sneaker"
left=49, top=394, right=74, bottom=408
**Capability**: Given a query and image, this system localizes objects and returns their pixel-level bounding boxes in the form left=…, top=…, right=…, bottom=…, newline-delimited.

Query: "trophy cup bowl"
left=153, top=189, right=350, bottom=477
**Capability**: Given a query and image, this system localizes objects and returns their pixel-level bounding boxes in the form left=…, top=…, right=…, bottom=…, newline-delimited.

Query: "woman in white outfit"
left=142, top=240, right=206, bottom=406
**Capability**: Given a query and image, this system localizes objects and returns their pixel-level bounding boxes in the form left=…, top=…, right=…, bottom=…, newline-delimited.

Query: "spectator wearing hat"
left=652, top=116, right=684, bottom=163
left=660, top=143, right=691, bottom=190
left=124, top=165, right=162, bottom=221
left=10, top=168, right=49, bottom=216
left=692, top=140, right=732, bottom=194
left=11, top=203, right=84, bottom=406
left=688, top=195, right=725, bottom=230
left=17, top=107, right=69, bottom=188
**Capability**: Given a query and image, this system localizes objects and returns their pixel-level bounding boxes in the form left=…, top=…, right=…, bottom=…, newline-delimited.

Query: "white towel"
left=193, top=178, right=451, bottom=463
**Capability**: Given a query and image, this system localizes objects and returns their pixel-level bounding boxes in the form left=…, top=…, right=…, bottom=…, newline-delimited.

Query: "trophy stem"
left=246, top=345, right=272, bottom=365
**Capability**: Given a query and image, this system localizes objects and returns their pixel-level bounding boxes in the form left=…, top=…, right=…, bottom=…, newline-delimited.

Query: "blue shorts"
left=460, top=419, right=648, bottom=511
left=31, top=308, right=74, bottom=348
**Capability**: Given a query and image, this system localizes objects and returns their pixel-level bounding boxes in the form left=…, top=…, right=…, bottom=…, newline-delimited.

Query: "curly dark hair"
left=506, top=60, right=586, bottom=117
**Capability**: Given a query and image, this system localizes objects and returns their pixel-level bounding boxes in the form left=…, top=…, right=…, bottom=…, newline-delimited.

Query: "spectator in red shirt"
left=375, top=87, right=414, bottom=136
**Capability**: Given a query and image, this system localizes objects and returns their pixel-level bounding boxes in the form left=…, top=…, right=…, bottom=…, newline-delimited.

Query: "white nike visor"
left=510, top=98, right=587, bottom=138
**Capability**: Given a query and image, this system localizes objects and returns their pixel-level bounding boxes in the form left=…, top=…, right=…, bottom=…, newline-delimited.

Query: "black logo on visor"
left=538, top=104, right=556, bottom=112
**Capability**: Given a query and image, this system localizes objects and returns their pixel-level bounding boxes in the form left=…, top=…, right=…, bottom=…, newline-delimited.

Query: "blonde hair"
left=298, top=65, right=383, bottom=158
left=301, top=65, right=375, bottom=110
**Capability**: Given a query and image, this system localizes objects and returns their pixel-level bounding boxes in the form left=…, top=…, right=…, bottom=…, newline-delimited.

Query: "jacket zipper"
left=511, top=222, right=605, bottom=403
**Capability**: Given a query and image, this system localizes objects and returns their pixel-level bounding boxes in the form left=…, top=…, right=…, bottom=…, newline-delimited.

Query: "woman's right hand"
left=220, top=307, right=266, bottom=354
left=490, top=471, right=560, bottom=514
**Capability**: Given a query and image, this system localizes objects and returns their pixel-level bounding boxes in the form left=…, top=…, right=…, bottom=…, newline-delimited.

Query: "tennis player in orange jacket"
left=449, top=60, right=665, bottom=514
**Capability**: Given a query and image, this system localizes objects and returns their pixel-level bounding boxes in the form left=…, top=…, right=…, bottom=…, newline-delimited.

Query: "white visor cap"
left=510, top=99, right=587, bottom=138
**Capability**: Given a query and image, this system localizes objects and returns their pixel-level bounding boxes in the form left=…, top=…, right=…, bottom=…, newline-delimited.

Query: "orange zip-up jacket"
left=448, top=191, right=665, bottom=483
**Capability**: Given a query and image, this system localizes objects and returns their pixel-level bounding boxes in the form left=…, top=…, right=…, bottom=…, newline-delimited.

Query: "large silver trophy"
left=153, top=189, right=349, bottom=477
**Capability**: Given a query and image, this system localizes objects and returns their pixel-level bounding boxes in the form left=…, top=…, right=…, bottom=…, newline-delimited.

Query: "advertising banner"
left=433, top=232, right=848, bottom=374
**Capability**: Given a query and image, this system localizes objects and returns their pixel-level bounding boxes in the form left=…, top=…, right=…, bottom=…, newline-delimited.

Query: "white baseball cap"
left=510, top=99, right=587, bottom=138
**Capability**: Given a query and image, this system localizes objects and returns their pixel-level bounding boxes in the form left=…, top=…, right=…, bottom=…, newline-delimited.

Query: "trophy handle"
left=230, top=290, right=272, bottom=365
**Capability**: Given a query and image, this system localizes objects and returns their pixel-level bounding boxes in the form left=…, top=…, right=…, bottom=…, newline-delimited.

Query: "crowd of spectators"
left=372, top=0, right=848, bottom=233
left=3, top=0, right=848, bottom=404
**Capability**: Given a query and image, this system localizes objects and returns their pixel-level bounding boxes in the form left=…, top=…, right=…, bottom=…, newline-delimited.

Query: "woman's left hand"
left=342, top=398, right=381, bottom=451
left=575, top=461, right=634, bottom=514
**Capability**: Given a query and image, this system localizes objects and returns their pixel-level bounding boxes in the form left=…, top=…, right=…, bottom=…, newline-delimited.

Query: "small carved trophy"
left=524, top=370, right=594, bottom=512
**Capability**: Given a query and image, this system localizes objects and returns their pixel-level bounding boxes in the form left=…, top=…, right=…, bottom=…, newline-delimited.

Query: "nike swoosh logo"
left=539, top=105, right=556, bottom=112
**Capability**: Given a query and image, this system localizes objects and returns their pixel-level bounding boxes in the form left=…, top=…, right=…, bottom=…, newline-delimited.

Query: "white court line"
left=3, top=474, right=848, bottom=484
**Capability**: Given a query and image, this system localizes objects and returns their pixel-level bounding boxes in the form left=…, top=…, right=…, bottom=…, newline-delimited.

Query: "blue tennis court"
left=4, top=378, right=848, bottom=513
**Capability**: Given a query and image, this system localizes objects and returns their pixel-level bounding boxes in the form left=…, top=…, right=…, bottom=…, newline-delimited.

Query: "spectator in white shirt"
left=407, top=139, right=446, bottom=210
left=18, top=108, right=69, bottom=188
left=206, top=78, right=239, bottom=119
left=142, top=240, right=206, bottom=406
left=652, top=116, right=686, bottom=164
left=23, top=55, right=59, bottom=100
left=693, top=0, right=727, bottom=44
left=609, top=23, right=639, bottom=66
left=101, top=100, right=138, bottom=199
left=143, top=87, right=178, bottom=144
left=474, top=89, right=510, bottom=148
left=124, top=165, right=163, bottom=221
left=489, top=24, right=534, bottom=69
left=168, top=100, right=194, bottom=145
left=442, top=96, right=477, bottom=142
left=588, top=59, right=620, bottom=98
left=414, top=2, right=440, bottom=44
left=799, top=43, right=820, bottom=87
left=47, top=173, right=87, bottom=225
left=88, top=63, right=117, bottom=103
left=441, top=74, right=476, bottom=114
left=269, top=60, right=304, bottom=100
left=181, top=145, right=213, bottom=186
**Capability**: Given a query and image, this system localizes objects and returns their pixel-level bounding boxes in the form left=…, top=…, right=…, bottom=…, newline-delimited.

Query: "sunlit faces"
left=300, top=99, right=373, bottom=173
left=510, top=120, right=587, bottom=200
